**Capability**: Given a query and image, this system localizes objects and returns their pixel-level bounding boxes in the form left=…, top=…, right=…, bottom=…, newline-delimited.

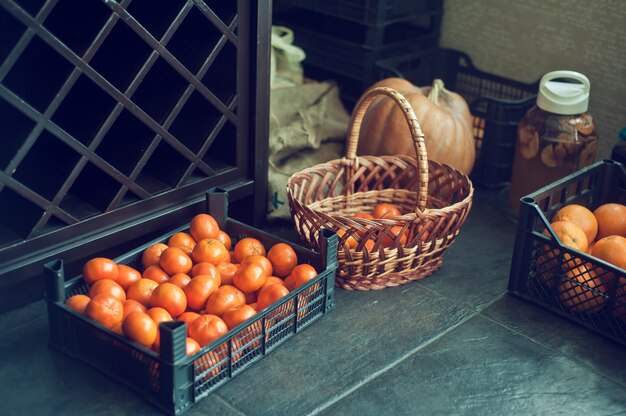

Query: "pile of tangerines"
left=64, top=213, right=318, bottom=356
left=538, top=202, right=626, bottom=319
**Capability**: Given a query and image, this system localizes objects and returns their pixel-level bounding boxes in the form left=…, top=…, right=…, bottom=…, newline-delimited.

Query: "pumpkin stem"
left=427, top=79, right=452, bottom=104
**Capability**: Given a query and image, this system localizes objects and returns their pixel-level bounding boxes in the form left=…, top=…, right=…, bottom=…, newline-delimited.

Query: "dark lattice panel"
left=0, top=0, right=248, bottom=249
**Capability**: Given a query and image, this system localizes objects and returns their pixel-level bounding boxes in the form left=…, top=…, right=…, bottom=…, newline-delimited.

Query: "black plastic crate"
left=376, top=48, right=539, bottom=189
left=45, top=190, right=338, bottom=415
left=273, top=7, right=441, bottom=83
left=508, top=160, right=626, bottom=346
left=275, top=0, right=443, bottom=26
left=0, top=0, right=271, bottom=312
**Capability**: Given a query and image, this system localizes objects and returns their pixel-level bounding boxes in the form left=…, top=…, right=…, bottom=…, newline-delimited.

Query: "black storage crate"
left=376, top=48, right=539, bottom=189
left=508, top=160, right=626, bottom=346
left=273, top=7, right=441, bottom=83
left=45, top=190, right=338, bottom=415
left=276, top=0, right=442, bottom=26
left=0, top=0, right=271, bottom=312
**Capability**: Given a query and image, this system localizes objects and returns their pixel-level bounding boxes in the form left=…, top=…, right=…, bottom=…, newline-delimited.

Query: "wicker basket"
left=287, top=87, right=474, bottom=290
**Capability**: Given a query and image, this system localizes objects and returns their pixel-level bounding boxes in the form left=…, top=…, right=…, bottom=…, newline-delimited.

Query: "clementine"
left=266, top=243, right=298, bottom=277
left=82, top=257, right=118, bottom=285
left=590, top=235, right=626, bottom=271
left=593, top=203, right=626, bottom=239
left=552, top=204, right=598, bottom=244
left=189, top=213, right=220, bottom=241
left=122, top=311, right=158, bottom=347
left=65, top=294, right=91, bottom=315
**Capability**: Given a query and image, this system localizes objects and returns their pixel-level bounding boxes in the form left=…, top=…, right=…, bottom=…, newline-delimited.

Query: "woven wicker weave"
left=287, top=87, right=474, bottom=290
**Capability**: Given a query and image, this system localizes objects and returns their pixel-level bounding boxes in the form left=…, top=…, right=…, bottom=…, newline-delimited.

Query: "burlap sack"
left=267, top=81, right=350, bottom=220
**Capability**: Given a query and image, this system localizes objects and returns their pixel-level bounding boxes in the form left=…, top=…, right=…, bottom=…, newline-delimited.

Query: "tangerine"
left=159, top=247, right=193, bottom=275
left=83, top=258, right=118, bottom=285
left=89, top=279, right=126, bottom=302
left=594, top=203, right=626, bottom=239
left=167, top=232, right=197, bottom=256
left=553, top=204, right=598, bottom=244
left=188, top=314, right=228, bottom=347
left=141, top=243, right=168, bottom=270
left=184, top=274, right=220, bottom=311
left=205, top=285, right=246, bottom=317
left=267, top=243, right=298, bottom=277
left=116, top=264, right=142, bottom=291
left=122, top=311, right=158, bottom=347
left=85, top=293, right=124, bottom=329
left=192, top=238, right=229, bottom=266
left=65, top=294, right=91, bottom=315
left=233, top=237, right=266, bottom=263
left=189, top=213, right=220, bottom=242
left=127, top=278, right=160, bottom=308
left=149, top=282, right=187, bottom=318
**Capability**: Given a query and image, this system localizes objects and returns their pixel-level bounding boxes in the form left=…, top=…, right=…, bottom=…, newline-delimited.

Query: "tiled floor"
left=1, top=188, right=625, bottom=415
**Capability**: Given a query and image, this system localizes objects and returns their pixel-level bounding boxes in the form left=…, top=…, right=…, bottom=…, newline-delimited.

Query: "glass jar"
left=509, top=71, right=598, bottom=212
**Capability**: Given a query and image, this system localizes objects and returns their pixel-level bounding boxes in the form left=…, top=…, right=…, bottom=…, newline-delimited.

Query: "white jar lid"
left=536, top=70, right=590, bottom=115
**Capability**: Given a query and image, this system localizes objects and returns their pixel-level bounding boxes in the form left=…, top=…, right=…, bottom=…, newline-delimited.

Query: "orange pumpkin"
left=354, top=77, right=476, bottom=175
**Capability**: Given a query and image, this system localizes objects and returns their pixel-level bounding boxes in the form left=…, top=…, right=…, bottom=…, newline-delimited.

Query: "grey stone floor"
left=1, top=188, right=625, bottom=415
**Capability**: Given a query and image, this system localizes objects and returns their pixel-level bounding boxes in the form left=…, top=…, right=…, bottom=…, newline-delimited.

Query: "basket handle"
left=346, top=86, right=429, bottom=213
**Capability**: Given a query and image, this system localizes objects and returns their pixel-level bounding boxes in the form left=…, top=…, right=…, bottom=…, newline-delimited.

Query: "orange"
left=127, top=278, right=159, bottom=308
left=122, top=311, right=158, bottom=347
left=82, top=258, right=118, bottom=285
left=558, top=264, right=607, bottom=313
left=217, top=230, right=232, bottom=251
left=335, top=230, right=358, bottom=250
left=146, top=307, right=173, bottom=326
left=177, top=311, right=201, bottom=327
left=142, top=265, right=170, bottom=284
left=548, top=220, right=588, bottom=253
left=233, top=237, right=266, bottom=263
left=141, top=243, right=168, bottom=270
left=380, top=226, right=408, bottom=248
left=240, top=255, right=273, bottom=277
left=188, top=314, right=228, bottom=347
left=184, top=274, right=220, bottom=311
left=594, top=203, right=626, bottom=239
left=169, top=273, right=192, bottom=289
left=222, top=304, right=257, bottom=330
left=85, top=293, right=124, bottom=329
left=192, top=238, right=229, bottom=266
left=167, top=232, right=197, bottom=256
left=65, top=294, right=91, bottom=315
left=159, top=247, right=193, bottom=275
left=186, top=337, right=201, bottom=356
left=189, top=213, right=220, bottom=242
left=266, top=243, right=298, bottom=277
left=88, top=279, right=126, bottom=302
left=122, top=299, right=147, bottom=319
left=354, top=212, right=374, bottom=220
left=116, top=264, right=142, bottom=291
left=216, top=263, right=239, bottom=286
left=372, top=203, right=402, bottom=219
left=149, top=282, right=187, bottom=318
left=190, top=262, right=221, bottom=282
left=205, top=285, right=246, bottom=317
left=257, top=284, right=290, bottom=311
left=257, top=276, right=287, bottom=293
left=590, top=235, right=626, bottom=271
left=284, top=264, right=318, bottom=291
left=233, top=262, right=267, bottom=293
left=552, top=204, right=598, bottom=243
